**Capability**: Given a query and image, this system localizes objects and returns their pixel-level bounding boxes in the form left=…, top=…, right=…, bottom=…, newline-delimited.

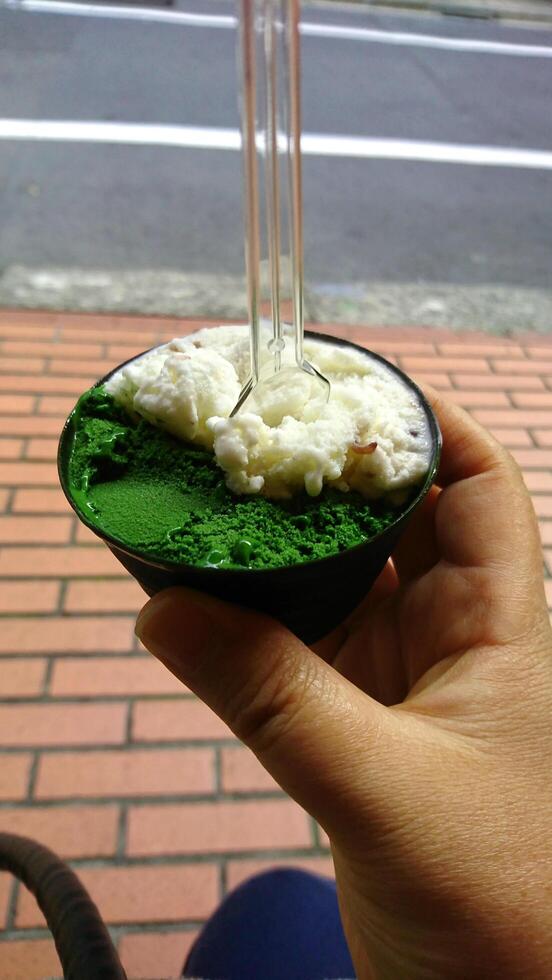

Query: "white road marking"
left=302, top=21, right=552, bottom=57
left=6, top=0, right=552, bottom=58
left=2, top=118, right=552, bottom=170
left=8, top=0, right=236, bottom=27
left=0, top=119, right=242, bottom=149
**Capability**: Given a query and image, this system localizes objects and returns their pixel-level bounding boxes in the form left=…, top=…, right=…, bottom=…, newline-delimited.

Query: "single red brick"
left=36, top=747, right=214, bottom=799
left=0, top=322, right=55, bottom=338
left=12, top=487, right=70, bottom=513
left=0, top=438, right=23, bottom=459
left=0, top=375, right=93, bottom=395
left=17, top=863, right=219, bottom=927
left=56, top=312, right=175, bottom=331
left=0, top=754, right=32, bottom=800
left=108, top=344, right=143, bottom=361
left=533, top=430, right=552, bottom=447
left=539, top=523, right=552, bottom=546
left=0, top=939, right=61, bottom=980
left=408, top=372, right=451, bottom=389
left=50, top=357, right=118, bottom=376
left=0, top=415, right=65, bottom=437
left=64, top=579, right=145, bottom=612
left=0, top=703, right=127, bottom=746
left=172, top=319, right=216, bottom=334
left=75, top=521, right=103, bottom=543
left=62, top=326, right=161, bottom=345
left=56, top=312, right=171, bottom=331
left=132, top=699, right=231, bottom=742
left=525, top=347, right=552, bottom=358
left=25, top=438, right=59, bottom=459
left=453, top=373, right=545, bottom=391
left=50, top=656, right=184, bottom=697
left=226, top=856, right=334, bottom=892
left=0, top=515, right=72, bottom=543
left=0, top=462, right=58, bottom=486
left=533, top=497, right=552, bottom=518
left=0, top=356, right=45, bottom=373
left=439, top=343, right=523, bottom=357
left=511, top=449, right=552, bottom=469
left=523, top=471, right=552, bottom=492
left=492, top=359, right=552, bottom=375
left=0, top=546, right=125, bottom=577
left=118, top=929, right=198, bottom=980
left=127, top=799, right=311, bottom=856
left=401, top=356, right=490, bottom=373
left=0, top=394, right=36, bottom=414
left=0, top=658, right=46, bottom=697
left=365, top=340, right=436, bottom=355
left=0, top=616, right=133, bottom=654
left=516, top=392, right=552, bottom=408
left=38, top=395, right=76, bottom=416
left=221, top=747, right=279, bottom=792
left=487, top=428, right=533, bottom=448
left=0, top=804, right=118, bottom=858
left=443, top=390, right=510, bottom=408
left=0, top=321, right=55, bottom=336
left=0, top=871, right=12, bottom=927
left=0, top=309, right=54, bottom=319
left=0, top=580, right=60, bottom=614
left=1, top=310, right=56, bottom=321
left=3, top=340, right=103, bottom=358
left=346, top=325, right=453, bottom=342
left=474, top=410, right=552, bottom=428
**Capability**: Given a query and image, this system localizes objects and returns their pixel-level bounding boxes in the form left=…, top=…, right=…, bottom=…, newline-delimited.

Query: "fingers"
left=312, top=562, right=400, bottom=665
left=392, top=486, right=439, bottom=584
left=425, top=388, right=514, bottom=488
left=136, top=587, right=398, bottom=835
left=424, top=390, right=543, bottom=575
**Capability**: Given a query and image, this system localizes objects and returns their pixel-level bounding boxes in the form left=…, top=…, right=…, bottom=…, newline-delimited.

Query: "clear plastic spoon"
left=232, top=0, right=330, bottom=420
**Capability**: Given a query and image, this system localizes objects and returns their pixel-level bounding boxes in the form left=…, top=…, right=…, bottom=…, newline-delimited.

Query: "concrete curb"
left=2, top=265, right=551, bottom=335
left=309, top=0, right=552, bottom=26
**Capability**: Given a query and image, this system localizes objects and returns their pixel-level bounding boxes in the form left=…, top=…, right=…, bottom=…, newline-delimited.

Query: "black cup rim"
left=58, top=329, right=442, bottom=577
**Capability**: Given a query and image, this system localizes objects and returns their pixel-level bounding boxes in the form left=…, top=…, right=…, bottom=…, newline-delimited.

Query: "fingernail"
left=135, top=592, right=174, bottom=642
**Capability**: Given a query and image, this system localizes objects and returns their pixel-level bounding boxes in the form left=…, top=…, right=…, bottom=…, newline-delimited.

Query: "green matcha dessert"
left=59, top=326, right=439, bottom=641
left=67, top=384, right=397, bottom=571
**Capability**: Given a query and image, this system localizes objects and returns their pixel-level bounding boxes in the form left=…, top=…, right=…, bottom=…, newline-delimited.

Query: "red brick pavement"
left=0, top=310, right=551, bottom=979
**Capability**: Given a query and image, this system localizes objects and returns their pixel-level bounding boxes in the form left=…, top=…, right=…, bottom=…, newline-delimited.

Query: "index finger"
left=425, top=389, right=542, bottom=575
left=426, top=387, right=512, bottom=488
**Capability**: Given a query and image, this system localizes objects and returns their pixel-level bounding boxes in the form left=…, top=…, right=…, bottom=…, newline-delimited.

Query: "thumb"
left=135, top=586, right=399, bottom=836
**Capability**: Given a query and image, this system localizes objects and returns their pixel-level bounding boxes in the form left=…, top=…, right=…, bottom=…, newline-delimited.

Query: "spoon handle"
left=264, top=0, right=285, bottom=372
left=239, top=0, right=262, bottom=387
left=264, top=0, right=305, bottom=370
left=284, top=0, right=306, bottom=368
left=239, top=0, right=301, bottom=376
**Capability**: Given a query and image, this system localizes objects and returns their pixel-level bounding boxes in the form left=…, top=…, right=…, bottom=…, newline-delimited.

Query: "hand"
left=136, top=394, right=552, bottom=980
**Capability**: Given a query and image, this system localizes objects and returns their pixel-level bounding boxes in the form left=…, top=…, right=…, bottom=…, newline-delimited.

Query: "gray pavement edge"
left=2, top=266, right=551, bottom=334
left=309, top=0, right=552, bottom=27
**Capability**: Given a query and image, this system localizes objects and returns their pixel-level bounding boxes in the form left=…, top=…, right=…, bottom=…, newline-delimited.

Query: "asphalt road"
left=0, top=0, right=551, bottom=321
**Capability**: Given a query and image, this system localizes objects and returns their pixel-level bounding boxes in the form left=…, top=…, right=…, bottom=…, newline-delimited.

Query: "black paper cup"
left=58, top=331, right=441, bottom=644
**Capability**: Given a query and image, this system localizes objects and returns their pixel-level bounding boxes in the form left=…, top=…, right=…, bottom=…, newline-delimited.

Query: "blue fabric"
left=182, top=867, right=355, bottom=980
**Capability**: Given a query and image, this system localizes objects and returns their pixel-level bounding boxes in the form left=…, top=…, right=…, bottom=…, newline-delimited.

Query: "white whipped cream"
left=105, top=325, right=432, bottom=499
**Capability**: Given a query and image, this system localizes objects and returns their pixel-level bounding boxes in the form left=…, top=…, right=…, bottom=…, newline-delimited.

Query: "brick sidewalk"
left=0, top=310, right=551, bottom=979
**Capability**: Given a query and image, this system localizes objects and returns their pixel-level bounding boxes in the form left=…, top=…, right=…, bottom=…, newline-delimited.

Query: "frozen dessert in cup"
left=58, top=326, right=441, bottom=643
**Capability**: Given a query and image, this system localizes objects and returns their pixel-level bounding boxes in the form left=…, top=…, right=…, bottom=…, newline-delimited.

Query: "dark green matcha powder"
left=66, top=385, right=400, bottom=570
